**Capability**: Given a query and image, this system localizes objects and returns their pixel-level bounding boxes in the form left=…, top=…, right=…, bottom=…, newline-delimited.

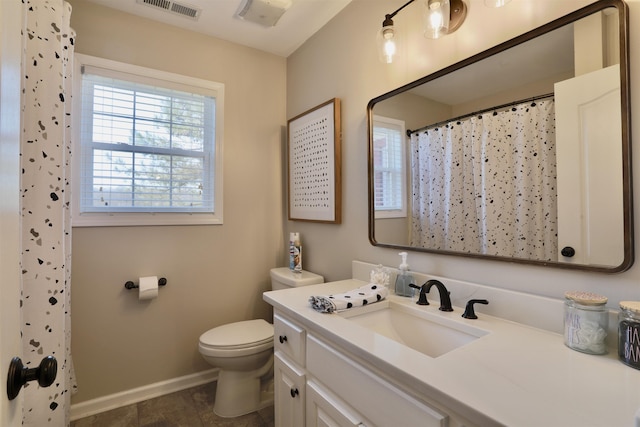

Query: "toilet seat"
left=199, top=319, right=274, bottom=357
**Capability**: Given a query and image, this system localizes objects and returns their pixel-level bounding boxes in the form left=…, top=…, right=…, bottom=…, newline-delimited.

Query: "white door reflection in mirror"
left=555, top=64, right=623, bottom=267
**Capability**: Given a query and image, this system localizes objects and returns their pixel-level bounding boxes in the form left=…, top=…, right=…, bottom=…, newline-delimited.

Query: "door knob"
left=7, top=355, right=57, bottom=400
left=561, top=246, right=576, bottom=257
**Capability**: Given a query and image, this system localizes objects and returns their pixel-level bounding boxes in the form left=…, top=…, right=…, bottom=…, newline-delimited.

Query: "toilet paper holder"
left=124, top=277, right=167, bottom=289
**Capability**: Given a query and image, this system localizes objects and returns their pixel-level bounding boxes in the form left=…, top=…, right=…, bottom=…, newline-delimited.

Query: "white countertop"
left=264, top=278, right=640, bottom=427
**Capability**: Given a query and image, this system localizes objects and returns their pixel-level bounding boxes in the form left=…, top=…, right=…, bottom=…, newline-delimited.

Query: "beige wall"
left=287, top=0, right=640, bottom=309
left=68, top=0, right=287, bottom=403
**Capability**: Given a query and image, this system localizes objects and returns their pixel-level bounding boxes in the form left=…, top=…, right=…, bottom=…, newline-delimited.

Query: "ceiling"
left=84, top=0, right=353, bottom=57
left=410, top=23, right=575, bottom=105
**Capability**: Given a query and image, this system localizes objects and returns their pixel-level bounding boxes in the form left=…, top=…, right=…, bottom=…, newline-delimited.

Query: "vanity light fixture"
left=423, top=0, right=467, bottom=39
left=424, top=0, right=449, bottom=39
left=378, top=0, right=469, bottom=63
left=377, top=0, right=416, bottom=64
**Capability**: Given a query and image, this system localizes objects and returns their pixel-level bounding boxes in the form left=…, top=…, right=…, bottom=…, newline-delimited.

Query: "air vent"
left=136, top=0, right=201, bottom=20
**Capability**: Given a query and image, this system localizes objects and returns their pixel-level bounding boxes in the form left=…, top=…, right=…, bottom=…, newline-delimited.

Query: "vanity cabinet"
left=273, top=311, right=475, bottom=427
left=266, top=269, right=640, bottom=426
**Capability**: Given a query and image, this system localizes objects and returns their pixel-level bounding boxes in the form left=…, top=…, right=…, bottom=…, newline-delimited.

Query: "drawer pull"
left=279, top=335, right=288, bottom=344
left=290, top=387, right=299, bottom=398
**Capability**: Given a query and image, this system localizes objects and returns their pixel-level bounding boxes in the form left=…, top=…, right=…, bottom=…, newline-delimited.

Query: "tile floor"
left=71, top=382, right=274, bottom=427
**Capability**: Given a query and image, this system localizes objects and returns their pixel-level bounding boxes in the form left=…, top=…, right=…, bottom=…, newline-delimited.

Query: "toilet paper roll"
left=138, top=276, right=159, bottom=300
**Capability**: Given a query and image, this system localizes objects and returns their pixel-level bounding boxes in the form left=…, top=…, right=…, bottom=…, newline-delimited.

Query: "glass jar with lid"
left=564, top=291, right=608, bottom=354
left=618, top=301, right=640, bottom=369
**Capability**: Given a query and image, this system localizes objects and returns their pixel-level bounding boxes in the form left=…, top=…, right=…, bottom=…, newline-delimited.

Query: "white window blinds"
left=373, top=116, right=407, bottom=218
left=80, top=66, right=216, bottom=213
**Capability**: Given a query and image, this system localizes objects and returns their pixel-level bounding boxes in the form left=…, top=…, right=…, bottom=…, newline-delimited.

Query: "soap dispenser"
left=395, top=252, right=415, bottom=297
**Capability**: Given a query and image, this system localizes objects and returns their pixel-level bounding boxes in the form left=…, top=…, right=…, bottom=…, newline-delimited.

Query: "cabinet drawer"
left=274, top=313, right=306, bottom=365
left=307, top=333, right=448, bottom=427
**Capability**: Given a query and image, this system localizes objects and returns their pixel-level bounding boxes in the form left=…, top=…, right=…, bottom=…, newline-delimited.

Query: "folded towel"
left=309, top=283, right=388, bottom=313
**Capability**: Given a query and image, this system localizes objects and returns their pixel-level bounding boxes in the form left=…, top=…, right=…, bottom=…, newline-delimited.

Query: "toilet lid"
left=199, top=319, right=273, bottom=349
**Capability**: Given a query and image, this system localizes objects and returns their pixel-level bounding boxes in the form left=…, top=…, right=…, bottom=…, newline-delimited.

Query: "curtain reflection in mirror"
left=409, top=97, right=557, bottom=260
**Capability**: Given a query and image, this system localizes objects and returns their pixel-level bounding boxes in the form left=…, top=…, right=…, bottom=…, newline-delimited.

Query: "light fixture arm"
left=383, top=0, right=416, bottom=26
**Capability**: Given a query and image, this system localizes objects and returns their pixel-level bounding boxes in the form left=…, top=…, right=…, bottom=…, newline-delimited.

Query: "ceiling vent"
left=136, top=0, right=201, bottom=20
left=236, top=0, right=292, bottom=27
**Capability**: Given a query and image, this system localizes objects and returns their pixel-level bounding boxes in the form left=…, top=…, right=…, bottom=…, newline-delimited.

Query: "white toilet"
left=198, top=267, right=324, bottom=418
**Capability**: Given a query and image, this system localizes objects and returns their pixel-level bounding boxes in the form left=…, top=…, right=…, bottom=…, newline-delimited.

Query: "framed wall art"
left=287, top=98, right=341, bottom=223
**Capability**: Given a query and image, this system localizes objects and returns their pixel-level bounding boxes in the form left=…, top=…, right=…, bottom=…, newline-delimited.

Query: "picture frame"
left=287, top=98, right=341, bottom=223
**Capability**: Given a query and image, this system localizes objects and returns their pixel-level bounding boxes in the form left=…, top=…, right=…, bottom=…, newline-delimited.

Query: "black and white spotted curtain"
left=409, top=98, right=558, bottom=260
left=21, top=1, right=75, bottom=425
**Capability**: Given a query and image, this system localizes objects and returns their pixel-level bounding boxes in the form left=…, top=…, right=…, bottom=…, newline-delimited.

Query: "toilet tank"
left=270, top=267, right=324, bottom=290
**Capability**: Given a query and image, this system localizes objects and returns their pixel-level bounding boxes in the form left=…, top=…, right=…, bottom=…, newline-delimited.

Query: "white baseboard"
left=69, top=368, right=219, bottom=421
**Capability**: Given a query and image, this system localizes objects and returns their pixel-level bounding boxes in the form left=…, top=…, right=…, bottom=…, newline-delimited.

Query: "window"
left=73, top=54, right=224, bottom=226
left=373, top=116, right=406, bottom=219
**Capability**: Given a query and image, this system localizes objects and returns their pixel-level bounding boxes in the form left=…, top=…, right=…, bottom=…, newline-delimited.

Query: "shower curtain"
left=21, top=1, right=75, bottom=425
left=410, top=98, right=558, bottom=261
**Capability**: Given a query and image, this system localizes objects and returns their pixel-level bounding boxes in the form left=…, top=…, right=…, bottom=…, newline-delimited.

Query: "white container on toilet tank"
left=288, top=233, right=302, bottom=273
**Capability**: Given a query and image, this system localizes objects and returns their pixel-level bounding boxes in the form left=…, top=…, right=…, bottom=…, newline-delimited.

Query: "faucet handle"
left=462, top=299, right=489, bottom=319
left=409, top=283, right=429, bottom=305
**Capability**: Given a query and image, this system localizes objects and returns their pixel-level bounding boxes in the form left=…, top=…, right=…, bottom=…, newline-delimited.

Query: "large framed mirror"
left=368, top=0, right=632, bottom=272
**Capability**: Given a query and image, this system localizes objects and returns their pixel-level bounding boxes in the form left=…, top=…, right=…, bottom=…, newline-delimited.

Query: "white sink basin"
left=339, top=299, right=488, bottom=358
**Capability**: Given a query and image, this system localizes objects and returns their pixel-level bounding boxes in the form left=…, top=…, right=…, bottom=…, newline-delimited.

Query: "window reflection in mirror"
left=373, top=116, right=408, bottom=245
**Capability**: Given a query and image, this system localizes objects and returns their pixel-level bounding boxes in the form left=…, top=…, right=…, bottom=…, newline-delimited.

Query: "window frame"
left=72, top=54, right=224, bottom=227
left=372, top=115, right=407, bottom=219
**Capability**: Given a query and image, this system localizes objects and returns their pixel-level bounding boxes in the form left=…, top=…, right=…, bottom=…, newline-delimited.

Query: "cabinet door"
left=275, top=352, right=306, bottom=427
left=306, top=380, right=367, bottom=427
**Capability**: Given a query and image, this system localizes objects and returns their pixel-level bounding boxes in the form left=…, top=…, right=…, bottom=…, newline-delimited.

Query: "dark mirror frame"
left=367, top=0, right=633, bottom=273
